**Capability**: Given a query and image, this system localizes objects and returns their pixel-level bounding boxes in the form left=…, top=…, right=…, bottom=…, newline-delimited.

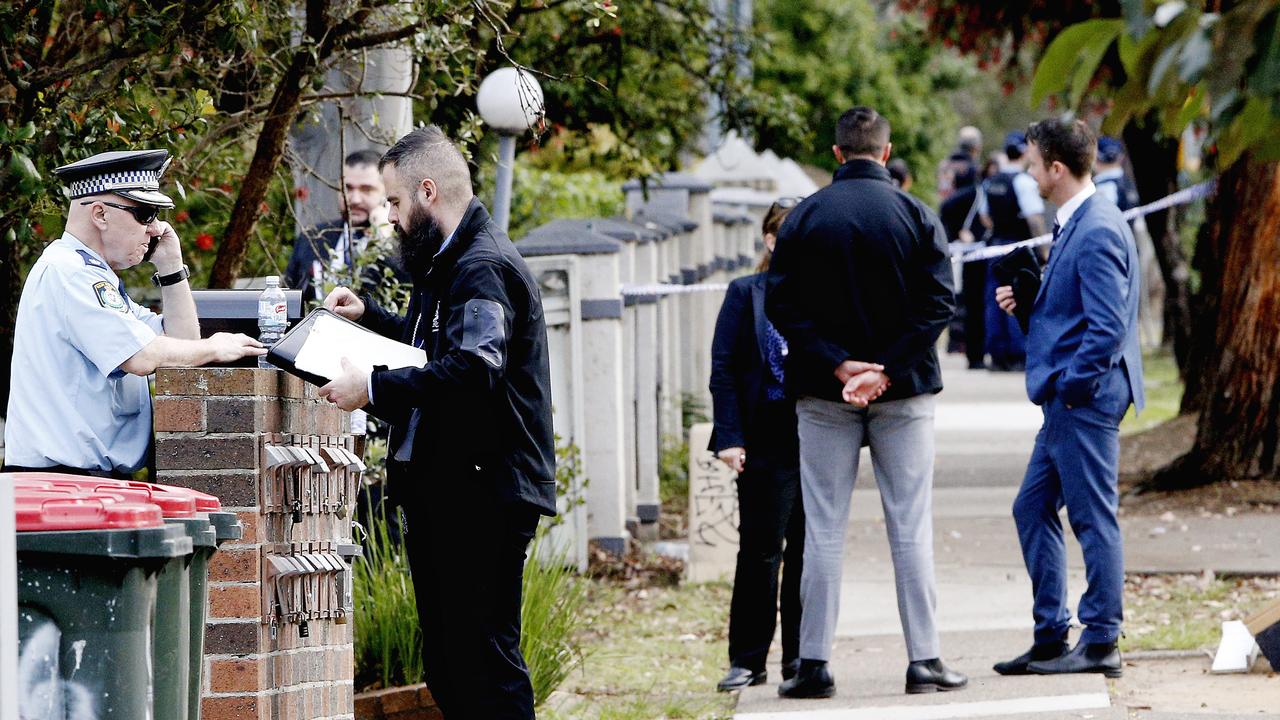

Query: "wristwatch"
left=152, top=264, right=190, bottom=287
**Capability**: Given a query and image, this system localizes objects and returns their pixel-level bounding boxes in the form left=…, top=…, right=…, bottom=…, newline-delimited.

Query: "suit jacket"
left=765, top=159, right=956, bottom=402
left=708, top=273, right=777, bottom=452
left=1026, top=193, right=1145, bottom=413
left=285, top=220, right=411, bottom=301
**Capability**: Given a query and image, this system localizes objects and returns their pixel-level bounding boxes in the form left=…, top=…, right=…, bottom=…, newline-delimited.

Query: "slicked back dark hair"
left=1026, top=117, right=1097, bottom=179
left=835, top=106, right=891, bottom=158
left=344, top=149, right=383, bottom=168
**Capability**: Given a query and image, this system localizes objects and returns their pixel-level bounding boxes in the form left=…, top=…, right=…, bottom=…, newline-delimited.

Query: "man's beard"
left=396, top=200, right=446, bottom=276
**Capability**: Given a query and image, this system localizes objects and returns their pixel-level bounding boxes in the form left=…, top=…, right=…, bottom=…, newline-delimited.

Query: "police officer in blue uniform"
left=1093, top=137, right=1139, bottom=218
left=3, top=149, right=265, bottom=478
left=978, top=131, right=1047, bottom=371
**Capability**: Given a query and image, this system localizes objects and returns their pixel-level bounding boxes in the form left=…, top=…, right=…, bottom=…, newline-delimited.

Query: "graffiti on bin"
left=19, top=616, right=98, bottom=720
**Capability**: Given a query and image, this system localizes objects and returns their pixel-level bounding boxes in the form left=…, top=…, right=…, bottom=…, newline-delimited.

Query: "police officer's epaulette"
left=76, top=249, right=110, bottom=271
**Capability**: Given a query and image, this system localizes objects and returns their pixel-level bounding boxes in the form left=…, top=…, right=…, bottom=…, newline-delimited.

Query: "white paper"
left=294, top=312, right=427, bottom=382
left=1211, top=620, right=1259, bottom=673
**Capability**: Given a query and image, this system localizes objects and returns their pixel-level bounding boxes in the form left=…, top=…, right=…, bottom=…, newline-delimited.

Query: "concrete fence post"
left=517, top=223, right=629, bottom=555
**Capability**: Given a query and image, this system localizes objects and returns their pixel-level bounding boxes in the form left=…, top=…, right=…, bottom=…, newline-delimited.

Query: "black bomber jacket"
left=359, top=198, right=557, bottom=516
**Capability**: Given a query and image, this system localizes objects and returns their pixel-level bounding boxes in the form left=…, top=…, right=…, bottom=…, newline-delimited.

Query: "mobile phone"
left=143, top=237, right=159, bottom=263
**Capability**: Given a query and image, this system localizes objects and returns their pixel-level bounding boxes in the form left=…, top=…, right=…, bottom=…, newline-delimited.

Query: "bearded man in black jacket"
left=319, top=126, right=556, bottom=719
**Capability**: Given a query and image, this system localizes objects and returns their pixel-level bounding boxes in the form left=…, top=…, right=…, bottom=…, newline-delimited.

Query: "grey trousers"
left=796, top=394, right=941, bottom=662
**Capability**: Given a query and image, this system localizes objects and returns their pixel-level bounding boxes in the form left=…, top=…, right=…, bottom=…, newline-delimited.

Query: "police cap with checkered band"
left=52, top=149, right=176, bottom=209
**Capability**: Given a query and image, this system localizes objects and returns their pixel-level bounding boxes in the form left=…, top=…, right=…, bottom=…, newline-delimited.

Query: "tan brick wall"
left=155, top=367, right=356, bottom=720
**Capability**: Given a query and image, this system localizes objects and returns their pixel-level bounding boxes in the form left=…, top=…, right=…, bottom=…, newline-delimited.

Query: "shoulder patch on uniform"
left=76, top=249, right=110, bottom=271
left=93, top=280, right=127, bottom=311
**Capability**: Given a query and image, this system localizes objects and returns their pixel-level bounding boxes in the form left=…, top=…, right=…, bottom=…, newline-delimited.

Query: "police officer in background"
left=3, top=150, right=265, bottom=478
left=1093, top=137, right=1139, bottom=217
left=317, top=126, right=556, bottom=719
left=977, top=131, right=1047, bottom=371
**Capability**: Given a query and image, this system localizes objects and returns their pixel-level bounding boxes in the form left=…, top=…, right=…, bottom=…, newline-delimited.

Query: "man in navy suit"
left=993, top=117, right=1144, bottom=678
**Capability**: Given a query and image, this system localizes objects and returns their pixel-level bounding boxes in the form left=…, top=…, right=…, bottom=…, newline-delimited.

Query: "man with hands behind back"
left=765, top=107, right=965, bottom=699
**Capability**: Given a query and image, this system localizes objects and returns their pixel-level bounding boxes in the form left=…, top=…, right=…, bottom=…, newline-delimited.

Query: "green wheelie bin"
left=152, top=482, right=244, bottom=720
left=34, top=475, right=224, bottom=720
left=11, top=475, right=191, bottom=720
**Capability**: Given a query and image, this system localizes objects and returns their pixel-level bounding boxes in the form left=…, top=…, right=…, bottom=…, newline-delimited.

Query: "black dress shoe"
left=905, top=658, right=968, bottom=694
left=993, top=640, right=1069, bottom=676
left=782, top=658, right=801, bottom=681
left=778, top=659, right=835, bottom=698
left=1027, top=640, right=1122, bottom=678
left=717, top=666, right=766, bottom=691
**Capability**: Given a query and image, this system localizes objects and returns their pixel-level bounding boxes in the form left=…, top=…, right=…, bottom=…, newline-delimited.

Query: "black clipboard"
left=266, top=308, right=426, bottom=387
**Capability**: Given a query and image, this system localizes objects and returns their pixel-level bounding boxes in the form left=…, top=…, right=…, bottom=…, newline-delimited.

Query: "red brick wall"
left=155, top=367, right=355, bottom=720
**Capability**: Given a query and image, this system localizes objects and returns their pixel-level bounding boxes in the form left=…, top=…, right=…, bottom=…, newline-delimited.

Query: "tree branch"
left=337, top=22, right=425, bottom=53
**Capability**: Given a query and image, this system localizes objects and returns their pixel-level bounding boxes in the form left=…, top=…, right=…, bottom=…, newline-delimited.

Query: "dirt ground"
left=1112, top=653, right=1277, bottom=716
left=1119, top=414, right=1280, bottom=516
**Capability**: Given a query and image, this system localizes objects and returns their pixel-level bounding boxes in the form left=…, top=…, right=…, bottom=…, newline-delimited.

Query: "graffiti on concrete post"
left=686, top=423, right=739, bottom=583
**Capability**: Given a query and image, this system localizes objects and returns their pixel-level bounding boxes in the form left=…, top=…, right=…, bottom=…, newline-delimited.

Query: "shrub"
left=352, top=498, right=421, bottom=691
left=520, top=535, right=590, bottom=706
left=353, top=439, right=590, bottom=706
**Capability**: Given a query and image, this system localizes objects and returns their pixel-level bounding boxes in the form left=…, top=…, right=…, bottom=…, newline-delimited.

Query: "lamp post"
left=476, top=67, right=545, bottom=233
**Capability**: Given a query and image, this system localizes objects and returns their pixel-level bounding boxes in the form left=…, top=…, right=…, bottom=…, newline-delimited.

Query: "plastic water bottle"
left=257, top=276, right=287, bottom=369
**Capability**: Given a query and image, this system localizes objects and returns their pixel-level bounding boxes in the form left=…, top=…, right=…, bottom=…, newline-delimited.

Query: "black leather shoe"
left=778, top=660, right=835, bottom=698
left=717, top=666, right=766, bottom=691
left=905, top=658, right=968, bottom=694
left=993, top=640, right=1069, bottom=676
left=1027, top=640, right=1122, bottom=678
left=782, top=658, right=801, bottom=681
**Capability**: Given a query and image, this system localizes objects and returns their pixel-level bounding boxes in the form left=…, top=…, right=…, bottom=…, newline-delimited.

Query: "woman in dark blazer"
left=710, top=199, right=805, bottom=691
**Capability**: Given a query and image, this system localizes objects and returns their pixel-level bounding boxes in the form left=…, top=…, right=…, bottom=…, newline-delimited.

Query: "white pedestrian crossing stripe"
left=735, top=692, right=1111, bottom=720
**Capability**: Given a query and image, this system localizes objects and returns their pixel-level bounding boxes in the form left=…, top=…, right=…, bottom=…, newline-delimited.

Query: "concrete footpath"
left=733, top=356, right=1278, bottom=720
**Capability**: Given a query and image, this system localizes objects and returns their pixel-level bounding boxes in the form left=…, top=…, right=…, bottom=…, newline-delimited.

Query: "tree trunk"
left=1122, top=116, right=1194, bottom=373
left=207, top=51, right=315, bottom=288
left=1150, top=154, right=1280, bottom=489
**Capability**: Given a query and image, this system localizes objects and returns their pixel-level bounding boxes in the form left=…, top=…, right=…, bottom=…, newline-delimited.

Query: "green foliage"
left=748, top=0, right=973, bottom=203
left=659, top=435, right=691, bottom=511
left=680, top=392, right=710, bottom=430
left=490, top=0, right=741, bottom=177
left=520, top=535, right=591, bottom=707
left=1033, top=1, right=1280, bottom=167
left=1029, top=19, right=1125, bottom=109
left=551, top=434, right=589, bottom=525
left=353, top=498, right=422, bottom=691
left=354, top=436, right=589, bottom=703
left=507, top=163, right=625, bottom=240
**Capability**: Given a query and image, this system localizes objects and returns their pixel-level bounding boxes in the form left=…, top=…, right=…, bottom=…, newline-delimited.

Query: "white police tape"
left=617, top=179, right=1218, bottom=297
left=953, top=179, right=1216, bottom=264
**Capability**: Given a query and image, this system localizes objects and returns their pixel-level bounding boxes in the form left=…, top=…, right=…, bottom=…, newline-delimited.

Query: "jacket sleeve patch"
left=93, top=280, right=128, bottom=312
left=461, top=298, right=506, bottom=370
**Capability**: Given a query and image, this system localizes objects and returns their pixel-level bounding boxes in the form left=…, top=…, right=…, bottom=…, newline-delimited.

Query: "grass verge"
left=1122, top=574, right=1280, bottom=652
left=541, top=581, right=736, bottom=720
left=1120, top=349, right=1183, bottom=435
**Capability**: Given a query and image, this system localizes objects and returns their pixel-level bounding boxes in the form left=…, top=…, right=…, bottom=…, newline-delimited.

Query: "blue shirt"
left=4, top=233, right=163, bottom=473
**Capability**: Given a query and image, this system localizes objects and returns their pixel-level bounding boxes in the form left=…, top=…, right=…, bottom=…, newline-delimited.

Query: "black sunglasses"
left=80, top=200, right=161, bottom=225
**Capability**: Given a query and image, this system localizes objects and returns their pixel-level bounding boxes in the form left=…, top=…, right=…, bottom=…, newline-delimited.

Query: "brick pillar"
left=154, top=367, right=355, bottom=720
